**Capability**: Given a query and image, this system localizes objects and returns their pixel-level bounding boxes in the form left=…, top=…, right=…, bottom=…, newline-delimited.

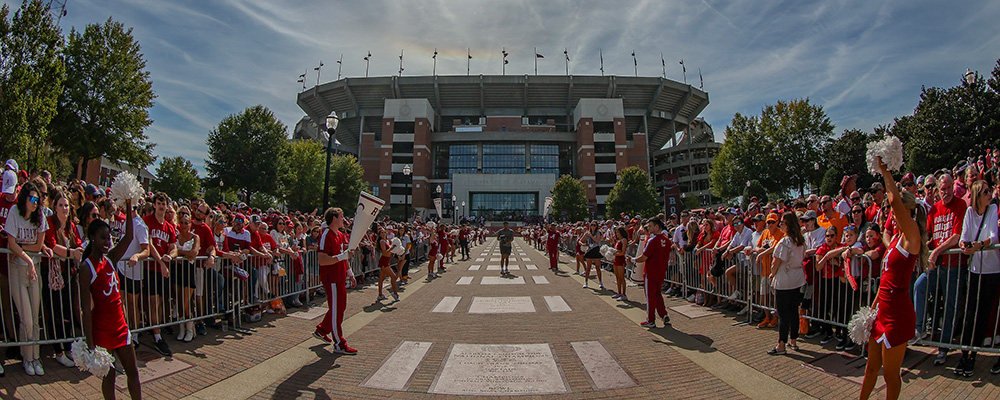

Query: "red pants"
left=317, top=271, right=348, bottom=348
left=645, top=274, right=667, bottom=323
left=547, top=247, right=558, bottom=269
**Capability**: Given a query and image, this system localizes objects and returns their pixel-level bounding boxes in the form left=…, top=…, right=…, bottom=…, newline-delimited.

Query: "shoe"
left=737, top=306, right=749, bottom=316
left=909, top=329, right=926, bottom=346
left=185, top=321, right=195, bottom=342
left=640, top=321, right=657, bottom=328
left=727, top=290, right=741, bottom=301
left=835, top=339, right=848, bottom=350
left=757, top=315, right=771, bottom=329
left=402, top=275, right=410, bottom=280
left=291, top=299, right=304, bottom=308
left=620, top=296, right=629, bottom=302
left=196, top=322, right=207, bottom=336
left=804, top=331, right=823, bottom=339
left=377, top=295, right=388, bottom=301
left=954, top=357, right=968, bottom=376
left=799, top=317, right=810, bottom=336
left=32, top=360, right=44, bottom=376
left=573, top=271, right=580, bottom=275
left=583, top=283, right=588, bottom=289
left=154, top=338, right=173, bottom=356
left=206, top=320, right=223, bottom=330
left=661, top=314, right=670, bottom=325
left=845, top=342, right=857, bottom=351
left=55, top=353, right=75, bottom=368
left=964, top=355, right=976, bottom=377
left=598, top=283, right=605, bottom=290
left=391, top=292, right=400, bottom=302
left=313, top=329, right=332, bottom=343
left=177, top=323, right=187, bottom=341
left=611, top=294, right=620, bottom=300
left=767, top=317, right=778, bottom=328
left=990, top=359, right=1000, bottom=374
left=820, top=334, right=834, bottom=344
left=934, top=350, right=949, bottom=366
left=333, top=344, right=358, bottom=355
left=767, top=347, right=786, bottom=356
left=24, top=361, right=34, bottom=376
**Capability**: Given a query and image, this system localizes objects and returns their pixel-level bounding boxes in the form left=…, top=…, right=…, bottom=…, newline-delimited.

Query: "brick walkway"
left=6, top=238, right=1000, bottom=399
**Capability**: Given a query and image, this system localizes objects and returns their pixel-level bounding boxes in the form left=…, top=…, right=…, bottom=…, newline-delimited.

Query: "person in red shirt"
left=192, top=202, right=222, bottom=333
left=545, top=224, right=560, bottom=271
left=313, top=207, right=358, bottom=355
left=141, top=192, right=176, bottom=356
left=459, top=224, right=470, bottom=261
left=80, top=202, right=141, bottom=400
left=814, top=225, right=846, bottom=344
left=43, top=189, right=84, bottom=367
left=632, top=218, right=671, bottom=328
left=694, top=219, right=720, bottom=306
left=375, top=227, right=400, bottom=302
left=611, top=226, right=629, bottom=301
left=426, top=230, right=440, bottom=279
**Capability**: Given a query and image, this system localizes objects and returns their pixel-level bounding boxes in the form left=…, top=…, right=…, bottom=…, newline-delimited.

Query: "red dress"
left=613, top=241, right=626, bottom=266
left=871, top=237, right=917, bottom=348
left=87, top=256, right=130, bottom=350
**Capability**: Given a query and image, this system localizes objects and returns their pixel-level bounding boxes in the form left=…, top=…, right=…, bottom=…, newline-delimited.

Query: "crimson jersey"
left=142, top=214, right=176, bottom=271
left=192, top=222, right=216, bottom=256
left=224, top=228, right=253, bottom=252
left=546, top=230, right=559, bottom=249
left=86, top=256, right=130, bottom=350
left=641, top=232, right=671, bottom=276
left=428, top=240, right=439, bottom=257
left=319, top=228, right=349, bottom=283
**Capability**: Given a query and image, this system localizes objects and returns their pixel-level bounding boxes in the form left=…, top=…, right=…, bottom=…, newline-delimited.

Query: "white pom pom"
left=110, top=171, right=144, bottom=208
left=865, top=136, right=904, bottom=176
left=71, top=338, right=116, bottom=378
left=848, top=306, right=878, bottom=345
left=601, top=245, right=616, bottom=262
left=390, top=237, right=405, bottom=255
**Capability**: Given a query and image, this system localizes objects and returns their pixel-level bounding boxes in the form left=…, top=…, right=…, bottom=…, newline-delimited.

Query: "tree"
left=550, top=175, right=588, bottom=222
left=326, top=154, right=366, bottom=217
left=49, top=17, right=155, bottom=179
left=205, top=105, right=288, bottom=201
left=711, top=99, right=834, bottom=200
left=819, top=167, right=841, bottom=197
left=152, top=156, right=200, bottom=201
left=606, top=166, right=659, bottom=218
left=883, top=61, right=1000, bottom=174
left=0, top=1, right=65, bottom=166
left=279, top=139, right=325, bottom=212
left=823, top=128, right=879, bottom=193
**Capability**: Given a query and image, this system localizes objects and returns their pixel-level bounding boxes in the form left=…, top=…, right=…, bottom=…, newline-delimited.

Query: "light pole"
left=402, top=164, right=412, bottom=222
left=461, top=201, right=466, bottom=219
left=323, top=111, right=339, bottom=212
left=452, top=194, right=457, bottom=220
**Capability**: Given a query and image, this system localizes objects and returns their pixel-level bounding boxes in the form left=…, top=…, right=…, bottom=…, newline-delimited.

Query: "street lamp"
left=452, top=194, right=457, bottom=219
left=965, top=68, right=975, bottom=85
left=323, top=111, right=339, bottom=212
left=436, top=185, right=443, bottom=221
left=461, top=201, right=466, bottom=218
left=402, top=164, right=412, bottom=222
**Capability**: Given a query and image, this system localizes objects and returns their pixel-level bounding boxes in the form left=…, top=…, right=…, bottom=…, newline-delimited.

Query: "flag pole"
left=564, top=48, right=569, bottom=76
left=337, top=54, right=343, bottom=80
left=467, top=48, right=471, bottom=76
left=398, top=49, right=404, bottom=76
left=661, top=53, right=666, bottom=78
left=432, top=49, right=438, bottom=76
left=534, top=47, right=538, bottom=75
left=599, top=48, right=604, bottom=76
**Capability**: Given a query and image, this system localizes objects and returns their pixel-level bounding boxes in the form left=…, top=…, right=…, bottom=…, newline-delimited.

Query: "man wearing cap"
left=84, top=184, right=104, bottom=203
left=866, top=182, right=885, bottom=223
left=817, top=195, right=848, bottom=237
left=836, top=175, right=858, bottom=215
left=141, top=192, right=177, bottom=356
left=632, top=217, right=671, bottom=328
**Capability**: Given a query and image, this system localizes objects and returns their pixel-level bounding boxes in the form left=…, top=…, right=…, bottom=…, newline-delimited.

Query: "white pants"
left=9, top=263, right=41, bottom=361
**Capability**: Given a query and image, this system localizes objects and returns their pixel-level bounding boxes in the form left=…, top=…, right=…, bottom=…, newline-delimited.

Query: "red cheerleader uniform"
left=870, top=237, right=917, bottom=348
left=87, top=256, right=130, bottom=350
left=614, top=240, right=626, bottom=266
left=378, top=239, right=392, bottom=268
left=428, top=240, right=439, bottom=257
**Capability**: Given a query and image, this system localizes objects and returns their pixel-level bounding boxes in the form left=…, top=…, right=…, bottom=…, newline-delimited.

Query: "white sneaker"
left=177, top=324, right=187, bottom=341
left=24, top=361, right=34, bottom=376
left=582, top=282, right=588, bottom=288
left=599, top=283, right=605, bottom=290
left=611, top=294, right=620, bottom=300
left=737, top=306, right=749, bottom=315
left=184, top=321, right=195, bottom=342
left=687, top=294, right=696, bottom=302
left=56, top=353, right=75, bottom=368
left=32, top=360, right=44, bottom=376
left=727, top=290, right=741, bottom=301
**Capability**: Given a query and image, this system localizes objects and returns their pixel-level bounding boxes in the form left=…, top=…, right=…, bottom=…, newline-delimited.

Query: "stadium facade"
left=296, top=75, right=709, bottom=220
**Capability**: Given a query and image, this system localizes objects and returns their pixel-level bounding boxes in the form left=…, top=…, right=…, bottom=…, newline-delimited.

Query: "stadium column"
left=630, top=129, right=649, bottom=173
left=360, top=129, right=380, bottom=195
left=379, top=118, right=395, bottom=204
left=412, top=117, right=432, bottom=211
left=614, top=117, right=627, bottom=171
left=576, top=117, right=598, bottom=210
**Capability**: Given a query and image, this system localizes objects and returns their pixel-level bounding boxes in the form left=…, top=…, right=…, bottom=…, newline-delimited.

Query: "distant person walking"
left=497, top=222, right=514, bottom=275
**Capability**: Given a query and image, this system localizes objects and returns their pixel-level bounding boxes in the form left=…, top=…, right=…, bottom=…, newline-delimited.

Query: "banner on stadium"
left=543, top=197, right=553, bottom=218
left=348, top=191, right=385, bottom=251
left=433, top=198, right=442, bottom=219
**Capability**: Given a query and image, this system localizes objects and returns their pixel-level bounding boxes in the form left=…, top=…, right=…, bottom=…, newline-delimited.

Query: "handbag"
left=710, top=252, right=726, bottom=277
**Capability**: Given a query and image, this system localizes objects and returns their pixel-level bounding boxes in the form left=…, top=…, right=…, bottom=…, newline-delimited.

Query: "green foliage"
left=249, top=192, right=279, bottom=211
left=0, top=1, right=65, bottom=165
left=202, top=185, right=237, bottom=206
left=823, top=128, right=879, bottom=193
left=326, top=154, right=366, bottom=217
left=550, top=174, right=588, bottom=222
left=50, top=17, right=155, bottom=177
left=682, top=195, right=700, bottom=211
left=819, top=167, right=841, bottom=197
left=711, top=99, right=834, bottom=200
left=740, top=180, right=768, bottom=209
left=883, top=62, right=1000, bottom=174
left=153, top=156, right=200, bottom=201
left=606, top=166, right=659, bottom=218
left=279, top=139, right=325, bottom=212
left=205, top=105, right=289, bottom=201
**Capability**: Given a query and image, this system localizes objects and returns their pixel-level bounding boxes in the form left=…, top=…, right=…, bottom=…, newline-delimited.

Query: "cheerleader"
left=860, top=158, right=926, bottom=400
left=376, top=228, right=400, bottom=302
left=79, top=201, right=141, bottom=400
left=426, top=231, right=440, bottom=279
left=612, top=227, right=629, bottom=301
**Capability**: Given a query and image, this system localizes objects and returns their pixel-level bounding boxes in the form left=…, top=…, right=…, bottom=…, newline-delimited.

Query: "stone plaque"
left=361, top=341, right=433, bottom=391
left=481, top=276, right=526, bottom=285
left=570, top=341, right=636, bottom=390
left=432, top=296, right=462, bottom=313
left=525, top=264, right=538, bottom=270
left=457, top=276, right=474, bottom=285
left=532, top=276, right=550, bottom=284
left=476, top=258, right=485, bottom=262
left=115, top=348, right=194, bottom=390
left=486, top=265, right=520, bottom=271
left=468, top=297, right=535, bottom=314
left=543, top=296, right=571, bottom=312
left=429, top=343, right=568, bottom=395
left=522, top=257, right=532, bottom=261
left=468, top=264, right=482, bottom=271
left=490, top=257, right=501, bottom=261
left=288, top=306, right=328, bottom=320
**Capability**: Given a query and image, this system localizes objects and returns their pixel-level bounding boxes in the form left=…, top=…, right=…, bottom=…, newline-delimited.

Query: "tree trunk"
left=79, top=156, right=90, bottom=182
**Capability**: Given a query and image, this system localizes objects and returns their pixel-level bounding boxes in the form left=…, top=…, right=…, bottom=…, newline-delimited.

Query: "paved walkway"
left=5, top=238, right=1000, bottom=399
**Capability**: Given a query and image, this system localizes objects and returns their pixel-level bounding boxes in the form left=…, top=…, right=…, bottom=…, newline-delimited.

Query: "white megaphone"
left=348, top=191, right=385, bottom=251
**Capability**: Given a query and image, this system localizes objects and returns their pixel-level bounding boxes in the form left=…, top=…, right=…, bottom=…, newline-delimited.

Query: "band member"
left=633, top=218, right=671, bottom=328
left=313, top=208, right=358, bottom=355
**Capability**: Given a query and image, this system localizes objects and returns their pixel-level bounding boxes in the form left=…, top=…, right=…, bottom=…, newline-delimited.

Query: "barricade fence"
left=557, top=233, right=1000, bottom=354
left=0, top=246, right=407, bottom=348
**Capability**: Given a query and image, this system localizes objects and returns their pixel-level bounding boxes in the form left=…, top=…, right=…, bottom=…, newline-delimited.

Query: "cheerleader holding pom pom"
left=78, top=199, right=141, bottom=399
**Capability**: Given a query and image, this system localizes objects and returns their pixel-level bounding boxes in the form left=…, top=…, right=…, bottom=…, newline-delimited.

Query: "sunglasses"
left=925, top=184, right=936, bottom=189
left=179, top=212, right=190, bottom=216
left=821, top=199, right=832, bottom=204
left=28, top=196, right=39, bottom=204
left=90, top=212, right=100, bottom=219
left=234, top=218, right=245, bottom=223
left=901, top=182, right=915, bottom=188
left=852, top=209, right=864, bottom=214
left=807, top=199, right=818, bottom=203
left=767, top=221, right=777, bottom=225
left=850, top=197, right=861, bottom=202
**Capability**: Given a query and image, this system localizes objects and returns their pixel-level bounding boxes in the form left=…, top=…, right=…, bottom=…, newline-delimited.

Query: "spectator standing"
left=955, top=180, right=1000, bottom=376
left=766, top=212, right=807, bottom=356
left=4, top=182, right=50, bottom=375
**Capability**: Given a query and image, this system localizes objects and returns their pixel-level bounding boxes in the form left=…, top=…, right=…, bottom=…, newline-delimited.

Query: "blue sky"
left=11, top=0, right=1000, bottom=175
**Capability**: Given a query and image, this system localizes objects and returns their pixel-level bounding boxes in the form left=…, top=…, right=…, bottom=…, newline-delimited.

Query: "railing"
left=0, top=243, right=423, bottom=348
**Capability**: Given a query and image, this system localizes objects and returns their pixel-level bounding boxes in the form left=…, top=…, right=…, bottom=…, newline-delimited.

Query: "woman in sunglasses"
left=3, top=182, right=53, bottom=376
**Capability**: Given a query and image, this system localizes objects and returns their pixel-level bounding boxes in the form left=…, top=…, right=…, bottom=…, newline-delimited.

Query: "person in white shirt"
left=766, top=212, right=807, bottom=356
left=956, top=180, right=1000, bottom=375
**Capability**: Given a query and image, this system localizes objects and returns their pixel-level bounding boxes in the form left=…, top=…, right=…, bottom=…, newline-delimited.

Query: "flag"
left=364, top=52, right=371, bottom=61
left=433, top=49, right=438, bottom=59
left=699, top=69, right=704, bottom=89
left=314, top=61, right=323, bottom=71
left=504, top=59, right=509, bottom=65
left=564, top=49, right=570, bottom=61
left=632, top=51, right=637, bottom=66
left=536, top=53, right=544, bottom=58
left=661, top=55, right=665, bottom=67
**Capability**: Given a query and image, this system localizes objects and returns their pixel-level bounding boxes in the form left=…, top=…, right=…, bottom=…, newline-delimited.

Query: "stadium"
left=295, top=74, right=710, bottom=221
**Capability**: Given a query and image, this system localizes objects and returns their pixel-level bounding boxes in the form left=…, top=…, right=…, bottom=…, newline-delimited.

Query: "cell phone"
left=963, top=241, right=974, bottom=248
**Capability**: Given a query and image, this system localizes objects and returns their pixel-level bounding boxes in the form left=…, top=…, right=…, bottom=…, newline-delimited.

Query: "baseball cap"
left=870, top=182, right=884, bottom=192
left=84, top=184, right=102, bottom=197
left=901, top=173, right=915, bottom=183
left=766, top=213, right=780, bottom=223
left=1, top=170, right=16, bottom=194
left=801, top=210, right=818, bottom=220
left=17, top=170, right=27, bottom=180
left=751, top=213, right=766, bottom=222
left=3, top=159, right=17, bottom=172
left=249, top=214, right=262, bottom=224
left=840, top=174, right=858, bottom=187
left=234, top=213, right=247, bottom=222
